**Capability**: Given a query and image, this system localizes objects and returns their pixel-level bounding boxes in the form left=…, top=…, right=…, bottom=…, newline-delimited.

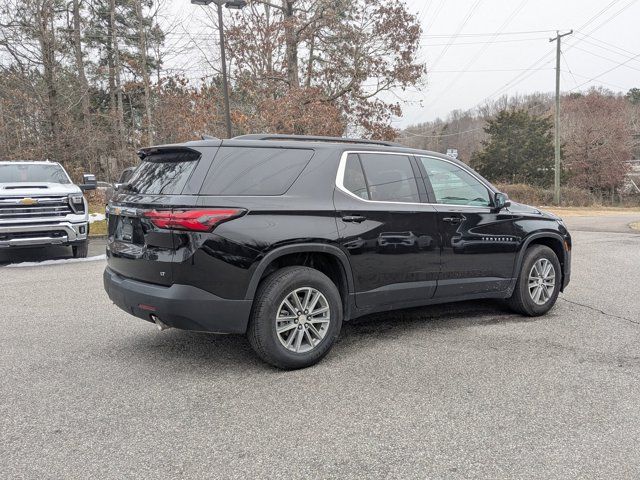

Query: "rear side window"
left=126, top=150, right=199, bottom=195
left=358, top=153, right=420, bottom=203
left=200, top=147, right=314, bottom=196
left=343, top=154, right=370, bottom=200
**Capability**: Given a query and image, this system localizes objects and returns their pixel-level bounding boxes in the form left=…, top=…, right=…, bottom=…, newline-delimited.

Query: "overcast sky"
left=169, top=0, right=640, bottom=128
left=398, top=0, right=640, bottom=126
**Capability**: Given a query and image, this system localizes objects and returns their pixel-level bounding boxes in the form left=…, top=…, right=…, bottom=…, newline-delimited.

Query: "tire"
left=72, top=240, right=89, bottom=258
left=247, top=266, right=343, bottom=370
left=507, top=245, right=561, bottom=316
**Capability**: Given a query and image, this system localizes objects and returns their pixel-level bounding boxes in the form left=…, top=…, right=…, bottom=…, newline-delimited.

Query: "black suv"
left=103, top=135, right=571, bottom=369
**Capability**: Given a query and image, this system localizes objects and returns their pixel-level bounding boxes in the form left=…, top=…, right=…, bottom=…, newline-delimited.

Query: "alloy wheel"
left=276, top=287, right=331, bottom=353
left=528, top=258, right=556, bottom=305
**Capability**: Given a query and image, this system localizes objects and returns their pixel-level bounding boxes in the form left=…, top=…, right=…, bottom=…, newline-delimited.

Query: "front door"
left=334, top=152, right=440, bottom=309
left=416, top=155, right=518, bottom=299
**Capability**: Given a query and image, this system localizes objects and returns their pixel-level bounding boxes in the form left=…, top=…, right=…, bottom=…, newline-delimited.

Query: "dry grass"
left=630, top=222, right=640, bottom=231
left=540, top=206, right=640, bottom=217
left=89, top=220, right=107, bottom=236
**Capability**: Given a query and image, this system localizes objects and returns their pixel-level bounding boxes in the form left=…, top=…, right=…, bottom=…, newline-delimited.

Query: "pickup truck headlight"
left=69, top=194, right=86, bottom=213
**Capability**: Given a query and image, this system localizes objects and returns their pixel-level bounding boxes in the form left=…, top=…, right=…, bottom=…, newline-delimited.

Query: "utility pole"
left=216, top=2, right=233, bottom=138
left=549, top=29, right=572, bottom=205
left=191, top=1, right=247, bottom=138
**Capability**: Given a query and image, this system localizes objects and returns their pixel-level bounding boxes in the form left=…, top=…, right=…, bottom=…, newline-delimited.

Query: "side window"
left=342, top=154, right=370, bottom=200
left=419, top=156, right=491, bottom=207
left=200, top=147, right=313, bottom=196
left=358, top=153, right=420, bottom=203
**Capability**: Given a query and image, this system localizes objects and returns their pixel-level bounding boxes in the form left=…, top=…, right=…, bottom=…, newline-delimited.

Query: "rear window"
left=125, top=150, right=199, bottom=195
left=200, top=147, right=313, bottom=196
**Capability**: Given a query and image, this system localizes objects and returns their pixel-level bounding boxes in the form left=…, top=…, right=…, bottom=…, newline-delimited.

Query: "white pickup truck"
left=0, top=161, right=96, bottom=257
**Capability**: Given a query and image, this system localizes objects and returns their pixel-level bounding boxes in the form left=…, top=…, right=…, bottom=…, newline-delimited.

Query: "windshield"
left=0, top=163, right=71, bottom=184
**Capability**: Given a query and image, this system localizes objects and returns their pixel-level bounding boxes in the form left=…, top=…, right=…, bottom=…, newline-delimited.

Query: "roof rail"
left=231, top=134, right=400, bottom=147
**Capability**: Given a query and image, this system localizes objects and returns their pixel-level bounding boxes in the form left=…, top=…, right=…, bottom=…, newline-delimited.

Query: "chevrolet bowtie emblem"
left=20, top=198, right=38, bottom=206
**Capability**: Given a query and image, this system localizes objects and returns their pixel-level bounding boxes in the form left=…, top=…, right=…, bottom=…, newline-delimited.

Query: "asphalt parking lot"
left=2, top=215, right=640, bottom=479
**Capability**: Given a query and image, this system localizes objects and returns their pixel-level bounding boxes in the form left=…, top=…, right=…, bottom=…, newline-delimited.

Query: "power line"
left=398, top=126, right=485, bottom=140
left=570, top=45, right=640, bottom=73
left=420, top=29, right=558, bottom=38
left=578, top=0, right=638, bottom=39
left=420, top=36, right=549, bottom=47
left=572, top=32, right=640, bottom=65
left=417, top=0, right=432, bottom=23
left=575, top=0, right=621, bottom=32
left=423, top=0, right=446, bottom=34
left=569, top=51, right=640, bottom=91
left=424, top=0, right=527, bottom=110
left=429, top=0, right=484, bottom=71
left=564, top=69, right=629, bottom=91
left=474, top=0, right=636, bottom=107
left=574, top=31, right=640, bottom=61
left=429, top=68, right=555, bottom=73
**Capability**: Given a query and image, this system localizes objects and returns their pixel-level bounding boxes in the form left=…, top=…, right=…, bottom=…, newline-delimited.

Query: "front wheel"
left=247, top=266, right=343, bottom=370
left=507, top=245, right=561, bottom=316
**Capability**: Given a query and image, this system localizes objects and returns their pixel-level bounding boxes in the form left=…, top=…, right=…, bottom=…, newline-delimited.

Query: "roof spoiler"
left=137, top=146, right=200, bottom=160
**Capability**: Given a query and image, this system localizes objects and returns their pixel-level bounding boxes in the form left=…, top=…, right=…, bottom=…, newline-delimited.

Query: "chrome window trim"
left=335, top=150, right=493, bottom=209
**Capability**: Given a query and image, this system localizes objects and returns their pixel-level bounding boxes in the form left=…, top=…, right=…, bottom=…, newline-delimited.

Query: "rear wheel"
left=247, top=266, right=343, bottom=370
left=72, top=240, right=89, bottom=258
left=507, top=245, right=561, bottom=316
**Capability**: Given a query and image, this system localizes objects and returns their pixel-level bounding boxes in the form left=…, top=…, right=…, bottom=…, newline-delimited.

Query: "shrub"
left=494, top=183, right=627, bottom=207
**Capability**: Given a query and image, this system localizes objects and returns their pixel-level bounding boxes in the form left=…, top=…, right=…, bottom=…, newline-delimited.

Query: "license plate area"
left=119, top=217, right=134, bottom=242
left=110, top=210, right=146, bottom=246
left=114, top=216, right=135, bottom=243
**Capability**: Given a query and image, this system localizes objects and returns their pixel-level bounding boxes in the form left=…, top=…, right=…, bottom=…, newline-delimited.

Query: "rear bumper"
left=103, top=267, right=252, bottom=334
left=0, top=221, right=88, bottom=248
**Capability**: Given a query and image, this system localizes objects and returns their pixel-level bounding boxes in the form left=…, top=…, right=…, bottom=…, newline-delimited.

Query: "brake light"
left=144, top=209, right=244, bottom=232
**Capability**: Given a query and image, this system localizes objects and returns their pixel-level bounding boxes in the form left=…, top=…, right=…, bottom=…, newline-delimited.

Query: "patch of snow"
left=89, top=213, right=106, bottom=223
left=5, top=254, right=106, bottom=268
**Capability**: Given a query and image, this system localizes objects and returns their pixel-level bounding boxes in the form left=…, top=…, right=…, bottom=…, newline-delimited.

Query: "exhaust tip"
left=150, top=314, right=172, bottom=331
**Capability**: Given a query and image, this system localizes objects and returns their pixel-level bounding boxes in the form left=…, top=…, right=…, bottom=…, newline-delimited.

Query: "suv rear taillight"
left=143, top=209, right=245, bottom=232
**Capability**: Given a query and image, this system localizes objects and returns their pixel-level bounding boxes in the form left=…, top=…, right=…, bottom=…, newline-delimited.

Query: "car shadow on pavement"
left=0, top=238, right=106, bottom=265
left=0, top=245, right=74, bottom=265
left=121, top=299, right=537, bottom=371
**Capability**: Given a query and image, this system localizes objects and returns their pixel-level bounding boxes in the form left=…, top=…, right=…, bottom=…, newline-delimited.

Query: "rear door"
left=416, top=155, right=518, bottom=298
left=334, top=152, right=440, bottom=309
left=107, top=147, right=215, bottom=286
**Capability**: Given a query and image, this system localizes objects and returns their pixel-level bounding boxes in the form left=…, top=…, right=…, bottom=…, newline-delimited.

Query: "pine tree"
left=471, top=109, right=555, bottom=187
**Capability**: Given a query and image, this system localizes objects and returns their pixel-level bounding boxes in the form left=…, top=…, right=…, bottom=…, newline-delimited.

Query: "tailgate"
left=106, top=146, right=214, bottom=285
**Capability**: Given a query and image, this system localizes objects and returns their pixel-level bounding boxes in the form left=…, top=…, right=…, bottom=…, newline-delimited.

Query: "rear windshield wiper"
left=121, top=182, right=138, bottom=193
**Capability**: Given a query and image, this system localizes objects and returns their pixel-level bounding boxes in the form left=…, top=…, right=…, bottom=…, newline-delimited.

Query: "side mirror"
left=494, top=192, right=511, bottom=210
left=80, top=173, right=97, bottom=191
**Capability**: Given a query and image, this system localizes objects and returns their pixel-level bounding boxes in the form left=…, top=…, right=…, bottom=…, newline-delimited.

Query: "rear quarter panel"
left=171, top=148, right=342, bottom=300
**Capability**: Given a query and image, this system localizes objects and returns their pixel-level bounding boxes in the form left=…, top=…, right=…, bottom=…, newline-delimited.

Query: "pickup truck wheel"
left=247, top=266, right=343, bottom=370
left=72, top=240, right=89, bottom=258
left=507, top=245, right=561, bottom=316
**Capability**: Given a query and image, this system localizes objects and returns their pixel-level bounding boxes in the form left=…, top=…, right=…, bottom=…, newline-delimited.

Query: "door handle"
left=342, top=215, right=367, bottom=223
left=442, top=216, right=463, bottom=224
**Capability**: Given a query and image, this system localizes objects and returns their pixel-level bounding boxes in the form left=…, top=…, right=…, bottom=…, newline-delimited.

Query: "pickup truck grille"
left=0, top=196, right=72, bottom=220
